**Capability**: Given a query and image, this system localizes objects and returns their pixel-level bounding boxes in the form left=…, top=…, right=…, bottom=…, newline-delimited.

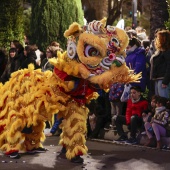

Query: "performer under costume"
left=0, top=18, right=141, bottom=162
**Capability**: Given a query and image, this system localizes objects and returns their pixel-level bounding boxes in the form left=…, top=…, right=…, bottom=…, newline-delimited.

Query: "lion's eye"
left=111, top=38, right=119, bottom=46
left=84, top=45, right=99, bottom=57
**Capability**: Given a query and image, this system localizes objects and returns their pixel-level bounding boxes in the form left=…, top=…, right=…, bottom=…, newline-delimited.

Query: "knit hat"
left=137, top=32, right=147, bottom=41
left=128, top=37, right=141, bottom=47
left=126, top=29, right=137, bottom=38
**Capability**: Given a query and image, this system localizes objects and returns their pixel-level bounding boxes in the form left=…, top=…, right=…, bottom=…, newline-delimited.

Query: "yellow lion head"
left=50, top=18, right=140, bottom=89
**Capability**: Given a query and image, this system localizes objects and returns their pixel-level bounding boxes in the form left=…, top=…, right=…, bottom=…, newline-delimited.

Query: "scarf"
left=155, top=106, right=166, bottom=114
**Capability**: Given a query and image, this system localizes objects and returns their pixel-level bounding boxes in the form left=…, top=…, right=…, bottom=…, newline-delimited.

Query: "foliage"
left=23, top=7, right=32, bottom=36
left=30, top=0, right=84, bottom=51
left=0, top=0, right=24, bottom=48
left=165, top=0, right=170, bottom=30
left=137, top=15, right=150, bottom=35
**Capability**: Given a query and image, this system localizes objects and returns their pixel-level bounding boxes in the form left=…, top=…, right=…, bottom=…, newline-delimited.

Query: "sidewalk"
left=99, top=126, right=170, bottom=149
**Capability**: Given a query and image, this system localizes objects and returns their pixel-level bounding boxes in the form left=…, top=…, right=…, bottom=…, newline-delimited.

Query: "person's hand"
left=162, top=84, right=167, bottom=88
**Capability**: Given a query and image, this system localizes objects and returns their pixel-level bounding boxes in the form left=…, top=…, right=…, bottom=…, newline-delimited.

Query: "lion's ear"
left=64, top=22, right=83, bottom=38
left=100, top=17, right=107, bottom=27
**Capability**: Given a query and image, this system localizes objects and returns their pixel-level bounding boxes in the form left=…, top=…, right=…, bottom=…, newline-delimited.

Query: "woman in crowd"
left=150, top=30, right=170, bottom=99
left=0, top=48, right=21, bottom=84
left=10, top=40, right=24, bottom=64
left=41, top=45, right=61, bottom=72
left=20, top=45, right=37, bottom=69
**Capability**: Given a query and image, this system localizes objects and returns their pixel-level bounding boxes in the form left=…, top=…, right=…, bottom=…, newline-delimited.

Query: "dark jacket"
left=0, top=55, right=21, bottom=83
left=150, top=50, right=170, bottom=85
left=0, top=51, right=7, bottom=77
left=41, top=58, right=54, bottom=72
left=20, top=51, right=37, bottom=69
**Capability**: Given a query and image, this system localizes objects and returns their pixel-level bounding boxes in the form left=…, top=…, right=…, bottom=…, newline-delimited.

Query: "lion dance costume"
left=0, top=18, right=141, bottom=161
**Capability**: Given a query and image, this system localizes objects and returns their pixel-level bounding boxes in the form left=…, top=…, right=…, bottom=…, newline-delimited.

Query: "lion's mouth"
left=88, top=65, right=105, bottom=75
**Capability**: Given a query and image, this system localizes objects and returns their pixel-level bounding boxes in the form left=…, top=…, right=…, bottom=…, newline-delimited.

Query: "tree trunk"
left=82, top=0, right=124, bottom=25
left=150, top=0, right=169, bottom=41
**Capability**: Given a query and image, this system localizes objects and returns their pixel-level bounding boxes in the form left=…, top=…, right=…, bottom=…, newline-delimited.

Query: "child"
left=142, top=95, right=159, bottom=124
left=144, top=96, right=170, bottom=149
left=109, top=83, right=124, bottom=129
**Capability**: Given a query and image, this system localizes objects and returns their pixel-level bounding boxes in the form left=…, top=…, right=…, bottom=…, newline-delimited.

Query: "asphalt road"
left=0, top=136, right=170, bottom=170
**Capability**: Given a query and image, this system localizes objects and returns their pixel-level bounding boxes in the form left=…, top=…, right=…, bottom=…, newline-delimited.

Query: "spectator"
left=10, top=40, right=24, bottom=64
left=41, top=44, right=62, bottom=130
left=20, top=45, right=37, bottom=69
left=125, top=37, right=147, bottom=92
left=45, top=115, right=62, bottom=137
left=35, top=47, right=42, bottom=67
left=135, top=26, right=147, bottom=41
left=41, top=45, right=61, bottom=72
left=87, top=95, right=110, bottom=139
left=125, top=26, right=132, bottom=32
left=50, top=41, right=63, bottom=52
left=142, top=95, right=158, bottom=124
left=0, top=48, right=21, bottom=84
left=126, top=29, right=137, bottom=39
left=114, top=86, right=148, bottom=144
left=150, top=30, right=170, bottom=99
left=108, top=83, right=124, bottom=129
left=141, top=95, right=159, bottom=135
left=144, top=96, right=170, bottom=149
left=0, top=47, right=7, bottom=77
left=146, top=28, right=167, bottom=100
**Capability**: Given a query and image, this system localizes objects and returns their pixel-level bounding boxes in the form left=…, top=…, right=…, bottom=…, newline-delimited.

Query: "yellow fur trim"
left=88, top=63, right=142, bottom=89
left=77, top=33, right=106, bottom=65
left=64, top=22, right=82, bottom=38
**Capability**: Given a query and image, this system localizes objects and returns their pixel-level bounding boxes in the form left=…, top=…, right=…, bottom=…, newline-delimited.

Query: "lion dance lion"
left=0, top=18, right=141, bottom=162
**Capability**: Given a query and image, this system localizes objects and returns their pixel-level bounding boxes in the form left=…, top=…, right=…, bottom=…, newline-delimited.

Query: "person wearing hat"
left=125, top=37, right=147, bottom=92
left=126, top=29, right=137, bottom=39
left=114, top=86, right=148, bottom=144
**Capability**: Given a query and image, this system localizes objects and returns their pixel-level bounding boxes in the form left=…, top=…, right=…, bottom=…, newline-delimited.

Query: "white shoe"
left=141, top=131, right=146, bottom=135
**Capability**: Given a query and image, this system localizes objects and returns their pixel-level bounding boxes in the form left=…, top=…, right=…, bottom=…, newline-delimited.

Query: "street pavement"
left=0, top=136, right=170, bottom=170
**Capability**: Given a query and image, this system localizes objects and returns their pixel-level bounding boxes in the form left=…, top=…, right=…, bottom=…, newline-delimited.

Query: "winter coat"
left=126, top=97, right=148, bottom=124
left=150, top=50, right=170, bottom=85
left=0, top=55, right=21, bottom=83
left=20, top=51, right=37, bottom=69
left=153, top=106, right=169, bottom=127
left=125, top=47, right=147, bottom=92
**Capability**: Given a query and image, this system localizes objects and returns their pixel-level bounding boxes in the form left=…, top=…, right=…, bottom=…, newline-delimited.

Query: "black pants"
left=115, top=115, right=143, bottom=138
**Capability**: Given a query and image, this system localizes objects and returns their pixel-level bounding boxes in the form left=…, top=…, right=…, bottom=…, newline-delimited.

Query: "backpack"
left=109, top=83, right=124, bottom=102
